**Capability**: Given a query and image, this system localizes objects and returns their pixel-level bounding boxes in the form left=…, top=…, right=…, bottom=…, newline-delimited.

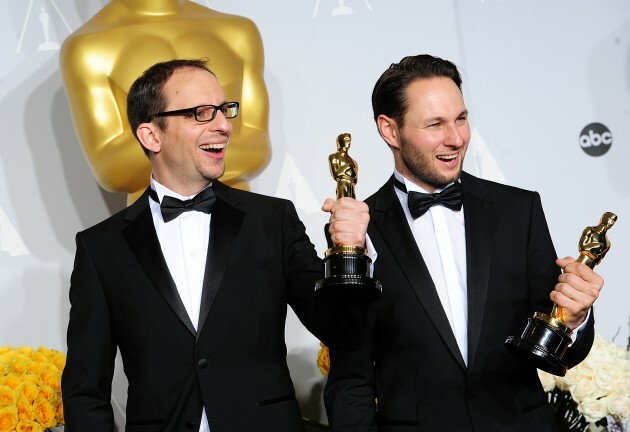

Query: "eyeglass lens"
left=196, top=103, right=238, bottom=121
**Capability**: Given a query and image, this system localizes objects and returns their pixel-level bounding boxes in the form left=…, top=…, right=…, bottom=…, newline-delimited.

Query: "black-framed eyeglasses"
left=151, top=101, right=239, bottom=123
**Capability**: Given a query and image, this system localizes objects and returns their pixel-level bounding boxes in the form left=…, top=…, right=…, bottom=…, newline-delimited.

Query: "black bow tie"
left=394, top=178, right=463, bottom=219
left=149, top=186, right=216, bottom=222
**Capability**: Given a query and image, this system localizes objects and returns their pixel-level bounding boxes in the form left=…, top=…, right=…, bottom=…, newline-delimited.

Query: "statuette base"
left=505, top=313, right=571, bottom=376
left=315, top=249, right=382, bottom=304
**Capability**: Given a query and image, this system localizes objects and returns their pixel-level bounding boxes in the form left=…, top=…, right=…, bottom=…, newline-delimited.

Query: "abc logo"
left=579, top=123, right=612, bottom=156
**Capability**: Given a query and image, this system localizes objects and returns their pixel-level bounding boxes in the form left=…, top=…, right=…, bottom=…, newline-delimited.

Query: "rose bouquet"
left=0, top=346, right=65, bottom=432
left=538, top=334, right=630, bottom=431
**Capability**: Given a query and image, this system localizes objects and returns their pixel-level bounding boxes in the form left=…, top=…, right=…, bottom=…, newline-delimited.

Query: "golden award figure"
left=505, top=212, right=618, bottom=376
left=60, top=0, right=271, bottom=205
left=314, top=133, right=382, bottom=304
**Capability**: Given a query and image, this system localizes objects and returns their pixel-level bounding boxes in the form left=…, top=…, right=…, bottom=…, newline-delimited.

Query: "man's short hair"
left=372, top=54, right=463, bottom=129
left=127, top=58, right=215, bottom=156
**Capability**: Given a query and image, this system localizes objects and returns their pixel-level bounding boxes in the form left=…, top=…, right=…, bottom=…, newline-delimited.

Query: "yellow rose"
left=0, top=348, right=12, bottom=356
left=55, top=400, right=64, bottom=425
left=317, top=343, right=330, bottom=376
left=16, top=396, right=34, bottom=421
left=0, top=406, right=18, bottom=432
left=16, top=381, right=39, bottom=403
left=50, top=353, right=66, bottom=372
left=10, top=359, right=31, bottom=376
left=0, top=375, right=22, bottom=390
left=35, top=348, right=52, bottom=358
left=36, top=386, right=56, bottom=403
left=18, top=375, right=39, bottom=387
left=16, top=419, right=44, bottom=432
left=15, top=348, right=34, bottom=357
left=39, top=371, right=61, bottom=394
left=0, top=386, right=18, bottom=407
left=11, top=354, right=30, bottom=364
left=30, top=353, right=46, bottom=365
left=25, top=362, right=44, bottom=376
left=32, top=397, right=56, bottom=429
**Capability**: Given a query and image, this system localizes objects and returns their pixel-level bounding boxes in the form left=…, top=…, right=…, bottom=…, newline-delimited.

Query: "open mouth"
left=199, top=143, right=225, bottom=154
left=436, top=154, right=457, bottom=163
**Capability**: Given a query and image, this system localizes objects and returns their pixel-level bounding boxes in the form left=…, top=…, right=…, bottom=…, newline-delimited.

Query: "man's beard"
left=399, top=135, right=465, bottom=189
left=197, top=160, right=225, bottom=182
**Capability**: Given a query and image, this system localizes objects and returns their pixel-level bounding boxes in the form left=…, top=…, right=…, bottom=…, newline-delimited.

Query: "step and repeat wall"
left=1, top=0, right=628, bottom=426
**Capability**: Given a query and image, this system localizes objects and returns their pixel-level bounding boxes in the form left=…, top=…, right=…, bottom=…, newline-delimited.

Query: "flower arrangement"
left=538, top=334, right=630, bottom=431
left=317, top=343, right=330, bottom=377
left=0, top=346, right=65, bottom=432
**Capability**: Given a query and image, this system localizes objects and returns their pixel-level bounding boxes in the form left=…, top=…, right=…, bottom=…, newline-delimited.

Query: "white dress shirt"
left=149, top=176, right=212, bottom=432
left=393, top=170, right=469, bottom=364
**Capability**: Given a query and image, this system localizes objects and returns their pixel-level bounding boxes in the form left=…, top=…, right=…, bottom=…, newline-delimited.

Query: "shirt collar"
left=149, top=175, right=212, bottom=203
left=393, top=169, right=458, bottom=194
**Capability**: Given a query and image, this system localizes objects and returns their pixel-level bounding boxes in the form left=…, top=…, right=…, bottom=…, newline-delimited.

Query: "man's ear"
left=136, top=123, right=162, bottom=154
left=376, top=114, right=400, bottom=150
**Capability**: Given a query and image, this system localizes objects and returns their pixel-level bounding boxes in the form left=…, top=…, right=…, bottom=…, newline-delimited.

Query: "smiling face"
left=378, top=76, right=470, bottom=192
left=141, top=67, right=232, bottom=195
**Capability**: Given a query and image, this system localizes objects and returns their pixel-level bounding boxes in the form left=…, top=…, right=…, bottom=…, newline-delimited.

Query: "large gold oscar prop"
left=505, top=212, right=618, bottom=376
left=60, top=0, right=271, bottom=205
left=314, top=133, right=382, bottom=304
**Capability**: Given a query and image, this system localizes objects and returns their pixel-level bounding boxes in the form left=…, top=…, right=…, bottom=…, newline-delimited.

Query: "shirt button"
left=197, top=358, right=208, bottom=369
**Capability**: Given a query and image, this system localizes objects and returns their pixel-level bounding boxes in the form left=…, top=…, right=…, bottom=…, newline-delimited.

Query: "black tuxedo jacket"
left=325, top=172, right=594, bottom=432
left=62, top=181, right=353, bottom=432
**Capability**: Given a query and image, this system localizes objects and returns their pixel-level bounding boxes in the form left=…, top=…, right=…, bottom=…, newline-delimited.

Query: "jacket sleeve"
left=324, top=336, right=378, bottom=431
left=281, top=200, right=370, bottom=350
left=62, top=232, right=117, bottom=432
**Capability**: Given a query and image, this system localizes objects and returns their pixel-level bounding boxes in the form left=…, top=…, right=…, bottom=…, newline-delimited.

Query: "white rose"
left=606, top=393, right=630, bottom=420
left=577, top=397, right=608, bottom=423
left=578, top=357, right=597, bottom=378
left=558, top=367, right=579, bottom=390
left=537, top=369, right=556, bottom=392
left=612, top=344, right=630, bottom=360
left=593, top=365, right=616, bottom=394
left=571, top=378, right=598, bottom=403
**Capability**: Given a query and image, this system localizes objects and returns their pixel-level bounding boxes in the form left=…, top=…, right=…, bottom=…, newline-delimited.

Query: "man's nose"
left=445, top=124, right=465, bottom=147
left=208, top=110, right=232, bottom=133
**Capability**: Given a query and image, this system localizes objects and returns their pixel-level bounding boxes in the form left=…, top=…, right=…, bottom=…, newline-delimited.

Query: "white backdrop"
left=1, top=0, right=628, bottom=426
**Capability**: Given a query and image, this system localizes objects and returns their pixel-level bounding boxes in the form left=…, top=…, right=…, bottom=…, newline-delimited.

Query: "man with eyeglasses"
left=61, top=59, right=371, bottom=432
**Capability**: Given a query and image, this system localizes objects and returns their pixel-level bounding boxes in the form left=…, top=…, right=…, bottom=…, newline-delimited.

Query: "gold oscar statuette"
left=314, top=133, right=382, bottom=304
left=505, top=212, right=618, bottom=376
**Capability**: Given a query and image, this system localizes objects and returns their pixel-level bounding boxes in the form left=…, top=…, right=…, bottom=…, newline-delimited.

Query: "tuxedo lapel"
left=371, top=178, right=466, bottom=369
left=196, top=181, right=245, bottom=337
left=460, top=173, right=494, bottom=373
left=122, top=189, right=197, bottom=336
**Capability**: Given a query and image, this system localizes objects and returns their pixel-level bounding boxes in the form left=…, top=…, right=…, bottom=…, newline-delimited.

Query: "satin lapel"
left=122, top=189, right=196, bottom=336
left=461, top=173, right=494, bottom=374
left=371, top=178, right=466, bottom=370
left=196, top=182, right=245, bottom=338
